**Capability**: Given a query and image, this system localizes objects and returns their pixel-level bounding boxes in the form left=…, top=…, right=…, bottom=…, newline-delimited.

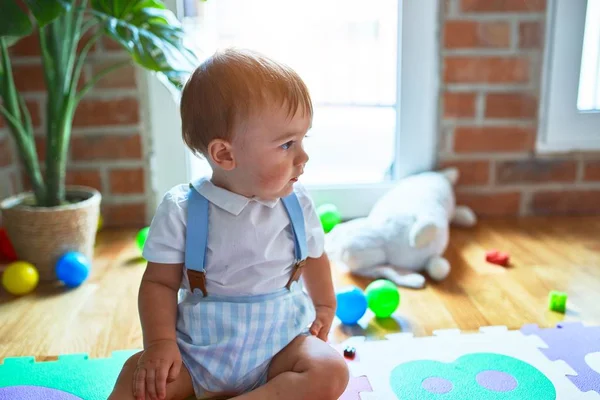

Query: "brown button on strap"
left=286, top=259, right=306, bottom=289
left=187, top=269, right=208, bottom=297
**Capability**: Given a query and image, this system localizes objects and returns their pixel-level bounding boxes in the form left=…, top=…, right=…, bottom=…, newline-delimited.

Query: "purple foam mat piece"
left=340, top=375, right=372, bottom=399
left=521, top=322, right=600, bottom=393
left=0, top=385, right=83, bottom=400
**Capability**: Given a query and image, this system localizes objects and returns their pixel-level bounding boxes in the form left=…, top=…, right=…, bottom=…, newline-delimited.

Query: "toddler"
left=109, top=48, right=349, bottom=400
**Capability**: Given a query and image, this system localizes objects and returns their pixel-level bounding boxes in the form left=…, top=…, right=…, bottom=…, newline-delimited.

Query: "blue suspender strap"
left=282, top=192, right=308, bottom=261
left=185, top=179, right=210, bottom=297
left=282, top=192, right=308, bottom=288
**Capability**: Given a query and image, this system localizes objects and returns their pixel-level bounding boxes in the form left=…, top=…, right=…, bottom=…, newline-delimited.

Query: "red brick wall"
left=438, top=0, right=600, bottom=216
left=1, top=34, right=149, bottom=227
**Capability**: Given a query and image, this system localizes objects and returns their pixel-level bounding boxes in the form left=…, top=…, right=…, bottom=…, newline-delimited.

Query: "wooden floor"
left=1, top=216, right=600, bottom=361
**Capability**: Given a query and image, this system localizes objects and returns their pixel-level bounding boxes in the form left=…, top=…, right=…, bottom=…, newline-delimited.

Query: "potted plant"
left=0, top=0, right=197, bottom=281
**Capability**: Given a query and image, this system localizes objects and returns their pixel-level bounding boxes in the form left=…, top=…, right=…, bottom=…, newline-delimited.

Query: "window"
left=538, top=0, right=600, bottom=152
left=181, top=0, right=398, bottom=186
left=578, top=0, right=600, bottom=111
left=147, top=0, right=439, bottom=217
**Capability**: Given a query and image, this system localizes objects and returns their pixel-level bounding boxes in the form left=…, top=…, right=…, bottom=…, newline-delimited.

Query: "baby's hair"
left=180, top=48, right=313, bottom=157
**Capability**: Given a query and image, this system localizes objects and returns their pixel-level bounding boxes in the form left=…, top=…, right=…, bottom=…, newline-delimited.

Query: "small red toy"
left=343, top=345, right=356, bottom=360
left=0, top=227, right=18, bottom=261
left=486, top=249, right=509, bottom=266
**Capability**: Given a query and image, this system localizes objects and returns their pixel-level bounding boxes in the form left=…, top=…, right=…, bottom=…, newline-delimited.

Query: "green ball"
left=136, top=227, right=150, bottom=252
left=317, top=203, right=341, bottom=233
left=365, top=279, right=400, bottom=318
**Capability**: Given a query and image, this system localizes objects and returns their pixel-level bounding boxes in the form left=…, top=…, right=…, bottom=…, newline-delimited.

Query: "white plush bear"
left=325, top=168, right=477, bottom=289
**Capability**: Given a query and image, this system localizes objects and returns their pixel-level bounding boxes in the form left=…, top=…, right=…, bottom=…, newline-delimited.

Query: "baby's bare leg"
left=231, top=335, right=349, bottom=400
left=108, top=351, right=195, bottom=400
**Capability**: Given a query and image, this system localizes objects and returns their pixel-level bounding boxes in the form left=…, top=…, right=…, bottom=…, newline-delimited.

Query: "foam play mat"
left=0, top=350, right=138, bottom=400
left=337, top=321, right=600, bottom=399
left=1, top=322, right=599, bottom=399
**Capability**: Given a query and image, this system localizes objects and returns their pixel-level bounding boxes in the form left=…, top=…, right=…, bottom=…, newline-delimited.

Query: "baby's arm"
left=135, top=262, right=183, bottom=400
left=302, top=252, right=337, bottom=341
left=139, top=261, right=182, bottom=345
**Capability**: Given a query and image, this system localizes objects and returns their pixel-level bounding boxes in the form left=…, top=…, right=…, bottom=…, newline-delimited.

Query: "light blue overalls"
left=175, top=179, right=316, bottom=398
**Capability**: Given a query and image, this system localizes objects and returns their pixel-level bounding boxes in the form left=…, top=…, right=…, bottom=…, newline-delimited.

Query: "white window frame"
left=143, top=0, right=439, bottom=218
left=537, top=0, right=600, bottom=153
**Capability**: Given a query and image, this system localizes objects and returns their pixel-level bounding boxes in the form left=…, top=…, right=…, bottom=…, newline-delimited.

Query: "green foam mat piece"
left=0, top=349, right=140, bottom=400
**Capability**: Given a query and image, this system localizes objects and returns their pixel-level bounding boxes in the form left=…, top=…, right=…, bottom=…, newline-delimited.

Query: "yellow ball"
left=2, top=261, right=39, bottom=296
left=97, top=215, right=103, bottom=231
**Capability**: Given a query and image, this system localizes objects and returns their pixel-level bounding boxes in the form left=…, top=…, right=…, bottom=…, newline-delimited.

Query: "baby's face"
left=231, top=102, right=311, bottom=200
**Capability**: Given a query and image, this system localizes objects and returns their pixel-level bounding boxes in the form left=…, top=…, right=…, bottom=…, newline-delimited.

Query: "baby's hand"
left=309, top=305, right=336, bottom=341
left=133, top=339, right=182, bottom=400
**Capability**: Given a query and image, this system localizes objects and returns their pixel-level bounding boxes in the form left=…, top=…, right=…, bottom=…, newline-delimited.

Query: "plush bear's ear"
left=409, top=219, right=439, bottom=248
left=439, top=167, right=459, bottom=185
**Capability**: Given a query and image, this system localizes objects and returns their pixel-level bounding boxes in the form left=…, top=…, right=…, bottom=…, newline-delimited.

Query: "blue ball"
left=55, top=251, right=91, bottom=288
left=335, top=286, right=368, bottom=325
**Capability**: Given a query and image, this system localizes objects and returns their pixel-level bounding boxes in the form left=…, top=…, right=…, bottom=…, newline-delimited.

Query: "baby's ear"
left=207, top=139, right=235, bottom=170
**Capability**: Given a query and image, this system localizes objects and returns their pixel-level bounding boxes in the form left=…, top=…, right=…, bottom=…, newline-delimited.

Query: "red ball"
left=0, top=228, right=18, bottom=261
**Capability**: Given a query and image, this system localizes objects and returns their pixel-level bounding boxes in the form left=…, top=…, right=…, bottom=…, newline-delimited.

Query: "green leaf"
left=0, top=1, right=33, bottom=45
left=91, top=0, right=198, bottom=93
left=24, top=0, right=71, bottom=27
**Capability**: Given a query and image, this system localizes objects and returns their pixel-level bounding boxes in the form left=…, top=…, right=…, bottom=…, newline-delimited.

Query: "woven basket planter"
left=0, top=186, right=101, bottom=282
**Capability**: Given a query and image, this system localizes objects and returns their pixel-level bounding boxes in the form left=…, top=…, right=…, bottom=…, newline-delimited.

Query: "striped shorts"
left=175, top=281, right=316, bottom=398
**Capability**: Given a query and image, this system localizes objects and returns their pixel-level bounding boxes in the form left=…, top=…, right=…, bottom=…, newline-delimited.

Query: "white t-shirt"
left=142, top=179, right=325, bottom=296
